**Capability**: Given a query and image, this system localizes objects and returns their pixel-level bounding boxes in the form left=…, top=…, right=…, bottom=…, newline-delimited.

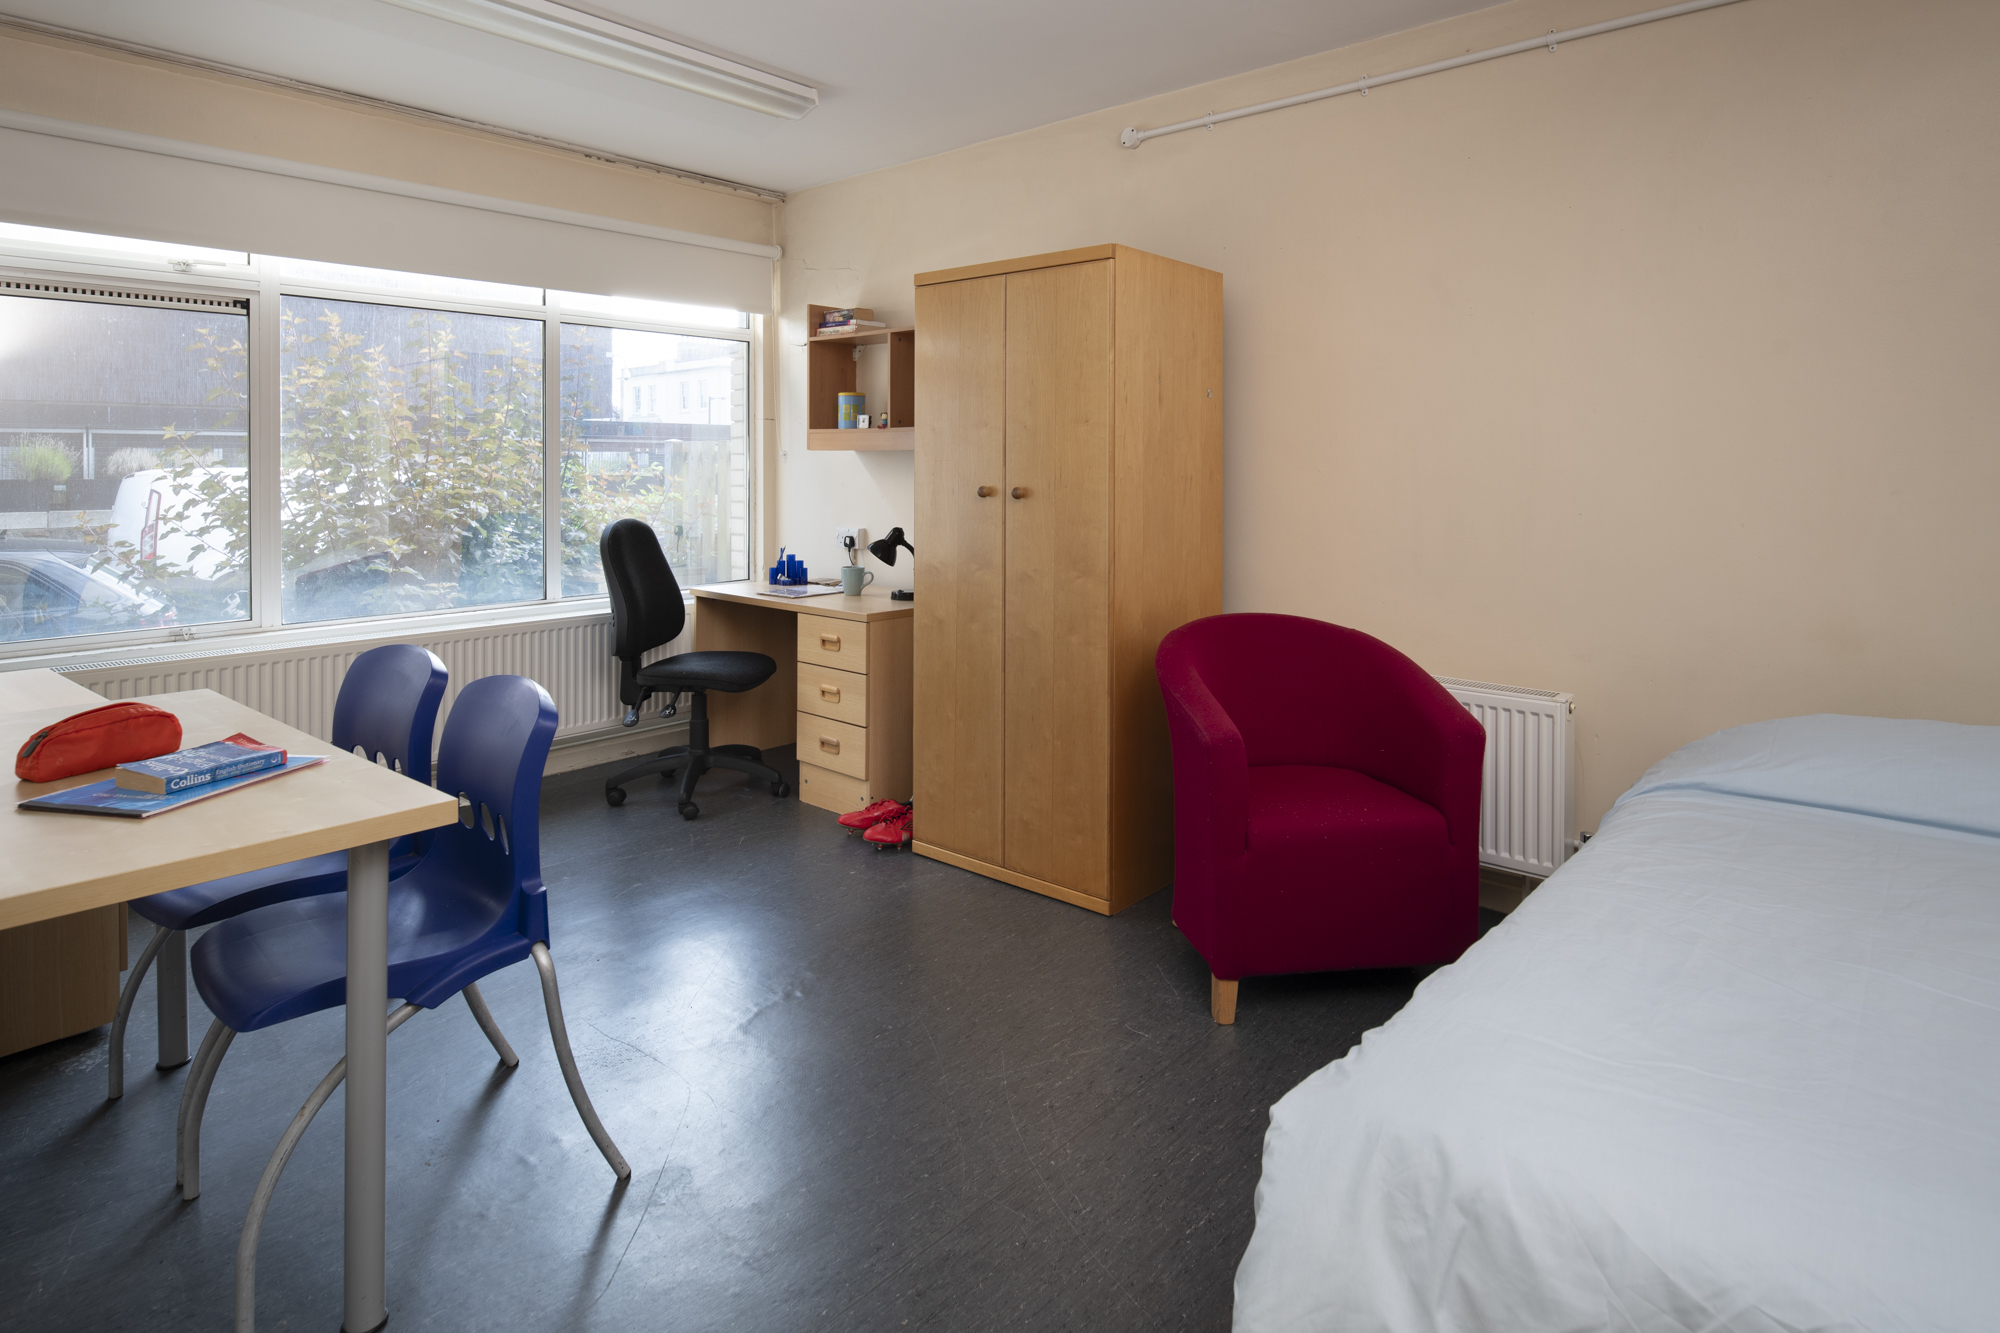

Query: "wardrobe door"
left=1002, top=261, right=1113, bottom=897
left=913, top=275, right=1008, bottom=864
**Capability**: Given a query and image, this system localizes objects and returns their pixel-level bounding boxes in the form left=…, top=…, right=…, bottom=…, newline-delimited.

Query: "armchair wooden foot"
left=1210, top=975, right=1238, bottom=1025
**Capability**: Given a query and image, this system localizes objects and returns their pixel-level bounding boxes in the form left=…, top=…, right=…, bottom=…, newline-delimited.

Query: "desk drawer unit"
left=799, top=614, right=869, bottom=673
left=793, top=612, right=912, bottom=816
left=798, top=666, right=869, bottom=728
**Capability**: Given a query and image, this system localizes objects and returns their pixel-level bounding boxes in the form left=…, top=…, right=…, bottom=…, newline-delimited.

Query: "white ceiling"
left=1, top=0, right=1494, bottom=195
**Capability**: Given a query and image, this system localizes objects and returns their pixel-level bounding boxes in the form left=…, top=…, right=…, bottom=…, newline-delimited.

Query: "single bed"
left=1235, top=714, right=2000, bottom=1333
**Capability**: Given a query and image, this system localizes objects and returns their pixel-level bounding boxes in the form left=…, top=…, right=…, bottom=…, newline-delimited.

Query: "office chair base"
left=602, top=743, right=788, bottom=816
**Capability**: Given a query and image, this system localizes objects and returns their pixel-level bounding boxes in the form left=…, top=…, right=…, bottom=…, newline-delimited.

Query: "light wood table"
left=0, top=669, right=126, bottom=1058
left=690, top=582, right=914, bottom=814
left=4, top=687, right=459, bottom=1333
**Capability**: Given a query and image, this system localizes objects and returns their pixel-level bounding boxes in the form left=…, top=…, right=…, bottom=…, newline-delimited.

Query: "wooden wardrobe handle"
left=1011, top=487, right=1028, bottom=499
left=976, top=485, right=995, bottom=498
left=819, top=735, right=840, bottom=754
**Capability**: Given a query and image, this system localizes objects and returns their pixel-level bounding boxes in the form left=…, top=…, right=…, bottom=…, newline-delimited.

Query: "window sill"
left=0, top=596, right=650, bottom=677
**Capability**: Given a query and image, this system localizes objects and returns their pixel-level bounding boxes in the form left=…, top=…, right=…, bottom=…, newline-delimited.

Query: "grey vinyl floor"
left=0, top=747, right=1473, bottom=1332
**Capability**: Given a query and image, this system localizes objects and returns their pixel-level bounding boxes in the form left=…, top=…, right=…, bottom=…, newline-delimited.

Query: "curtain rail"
left=1120, top=0, right=1751, bottom=148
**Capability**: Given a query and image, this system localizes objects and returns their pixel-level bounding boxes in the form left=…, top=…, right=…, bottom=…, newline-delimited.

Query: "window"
left=558, top=324, right=750, bottom=597
left=0, top=226, right=754, bottom=653
left=0, top=291, right=249, bottom=643
left=278, top=297, right=544, bottom=623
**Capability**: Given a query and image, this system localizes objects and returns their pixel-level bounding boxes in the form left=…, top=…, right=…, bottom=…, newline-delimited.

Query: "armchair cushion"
left=1240, top=766, right=1460, bottom=979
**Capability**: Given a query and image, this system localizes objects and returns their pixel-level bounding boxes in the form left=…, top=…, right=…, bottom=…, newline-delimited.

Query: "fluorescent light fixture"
left=380, top=0, right=818, bottom=119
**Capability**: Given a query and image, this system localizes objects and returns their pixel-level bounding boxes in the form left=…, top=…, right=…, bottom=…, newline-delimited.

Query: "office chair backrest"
left=599, top=518, right=686, bottom=705
left=330, top=644, right=449, bottom=784
left=428, top=674, right=558, bottom=936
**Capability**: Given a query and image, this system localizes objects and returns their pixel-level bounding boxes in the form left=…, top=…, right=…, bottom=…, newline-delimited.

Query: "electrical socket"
left=834, top=527, right=866, bottom=559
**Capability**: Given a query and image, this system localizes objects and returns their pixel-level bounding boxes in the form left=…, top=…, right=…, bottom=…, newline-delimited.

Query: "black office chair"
left=599, top=519, right=790, bottom=819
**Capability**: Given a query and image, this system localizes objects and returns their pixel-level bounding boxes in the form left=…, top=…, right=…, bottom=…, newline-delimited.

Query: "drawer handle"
left=819, top=735, right=840, bottom=754
left=819, top=683, right=841, bottom=702
left=819, top=633, right=842, bottom=650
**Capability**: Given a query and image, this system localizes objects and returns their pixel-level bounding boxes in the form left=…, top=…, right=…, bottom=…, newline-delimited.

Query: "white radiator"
left=54, top=613, right=689, bottom=752
left=1436, top=676, right=1576, bottom=879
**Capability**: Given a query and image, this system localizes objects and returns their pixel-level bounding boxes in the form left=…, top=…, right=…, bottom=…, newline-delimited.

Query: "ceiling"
left=0, top=0, right=1494, bottom=195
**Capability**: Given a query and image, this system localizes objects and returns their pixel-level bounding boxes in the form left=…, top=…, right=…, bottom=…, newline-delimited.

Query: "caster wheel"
left=678, top=800, right=699, bottom=820
left=772, top=780, right=790, bottom=798
left=658, top=769, right=679, bottom=783
left=605, top=787, right=626, bottom=808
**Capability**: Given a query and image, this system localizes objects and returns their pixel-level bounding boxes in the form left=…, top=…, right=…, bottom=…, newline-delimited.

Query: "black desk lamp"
left=868, top=527, right=916, bottom=600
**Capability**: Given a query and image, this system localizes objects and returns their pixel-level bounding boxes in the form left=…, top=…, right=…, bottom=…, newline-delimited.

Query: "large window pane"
left=280, top=297, right=543, bottom=623
left=0, top=294, right=248, bottom=644
left=558, top=324, right=749, bottom=597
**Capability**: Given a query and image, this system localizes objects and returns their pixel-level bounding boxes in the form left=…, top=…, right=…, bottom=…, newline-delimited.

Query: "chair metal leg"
left=109, top=924, right=171, bottom=1100
left=462, top=983, right=519, bottom=1068
left=155, top=927, right=190, bottom=1070
left=175, top=1017, right=228, bottom=1187
left=531, top=943, right=631, bottom=1180
left=234, top=1004, right=421, bottom=1333
left=177, top=1018, right=236, bottom=1200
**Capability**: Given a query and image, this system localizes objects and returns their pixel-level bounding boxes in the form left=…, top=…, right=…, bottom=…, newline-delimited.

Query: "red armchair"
left=1155, top=614, right=1485, bottom=1024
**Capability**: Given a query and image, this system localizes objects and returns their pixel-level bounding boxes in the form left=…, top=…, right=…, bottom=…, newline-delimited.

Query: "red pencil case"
left=15, top=701, right=183, bottom=783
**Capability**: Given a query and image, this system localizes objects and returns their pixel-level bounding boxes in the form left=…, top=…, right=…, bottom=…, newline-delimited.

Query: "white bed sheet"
left=1235, top=719, right=2000, bottom=1333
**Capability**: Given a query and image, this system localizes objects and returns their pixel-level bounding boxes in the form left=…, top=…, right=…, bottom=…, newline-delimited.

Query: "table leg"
left=344, top=840, right=391, bottom=1333
left=155, top=926, right=189, bottom=1069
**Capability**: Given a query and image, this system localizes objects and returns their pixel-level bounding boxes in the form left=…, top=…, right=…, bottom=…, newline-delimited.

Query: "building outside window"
left=0, top=223, right=755, bottom=652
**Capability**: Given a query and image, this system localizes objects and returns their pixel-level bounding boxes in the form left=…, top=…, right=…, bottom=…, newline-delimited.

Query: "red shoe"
left=838, top=798, right=905, bottom=832
left=863, top=806, right=913, bottom=849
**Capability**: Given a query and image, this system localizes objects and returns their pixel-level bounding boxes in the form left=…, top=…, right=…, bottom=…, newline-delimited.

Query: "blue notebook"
left=19, top=755, right=327, bottom=819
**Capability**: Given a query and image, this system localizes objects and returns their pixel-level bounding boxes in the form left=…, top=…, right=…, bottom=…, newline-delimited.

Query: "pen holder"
left=837, top=393, right=865, bottom=429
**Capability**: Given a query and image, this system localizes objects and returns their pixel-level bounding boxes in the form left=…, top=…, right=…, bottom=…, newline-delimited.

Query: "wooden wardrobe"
left=911, top=245, right=1222, bottom=915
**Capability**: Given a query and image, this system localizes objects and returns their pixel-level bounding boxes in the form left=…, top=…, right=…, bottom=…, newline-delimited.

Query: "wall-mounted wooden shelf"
left=807, top=304, right=915, bottom=451
left=808, top=426, right=914, bottom=451
left=810, top=325, right=915, bottom=347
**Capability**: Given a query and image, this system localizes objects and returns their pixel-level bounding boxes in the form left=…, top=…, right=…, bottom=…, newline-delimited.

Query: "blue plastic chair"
left=180, top=675, right=630, bottom=1332
left=108, top=644, right=449, bottom=1101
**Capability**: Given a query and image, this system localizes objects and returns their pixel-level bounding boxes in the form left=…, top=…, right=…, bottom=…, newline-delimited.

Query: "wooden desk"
left=0, top=668, right=123, bottom=1058
left=4, top=687, right=459, bottom=1333
left=690, top=582, right=914, bottom=814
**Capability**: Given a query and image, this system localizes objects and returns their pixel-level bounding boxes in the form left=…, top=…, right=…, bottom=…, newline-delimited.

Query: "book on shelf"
left=19, top=754, right=328, bottom=819
left=115, top=733, right=286, bottom=793
left=817, top=319, right=887, bottom=334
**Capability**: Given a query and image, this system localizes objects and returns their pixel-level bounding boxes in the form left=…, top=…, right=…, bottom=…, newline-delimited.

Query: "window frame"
left=0, top=241, right=759, bottom=664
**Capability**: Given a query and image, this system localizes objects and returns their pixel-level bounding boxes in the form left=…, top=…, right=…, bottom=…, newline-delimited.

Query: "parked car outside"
left=0, top=542, right=173, bottom=642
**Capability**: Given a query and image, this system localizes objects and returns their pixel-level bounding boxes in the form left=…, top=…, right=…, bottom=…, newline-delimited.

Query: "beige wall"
left=0, top=24, right=775, bottom=247
left=776, top=0, right=2000, bottom=829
